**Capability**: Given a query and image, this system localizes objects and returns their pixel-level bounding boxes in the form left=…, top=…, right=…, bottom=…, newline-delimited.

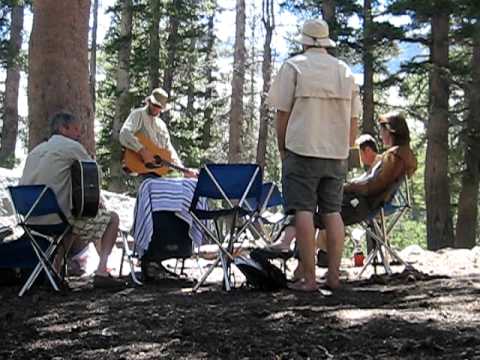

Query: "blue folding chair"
left=245, top=182, right=286, bottom=245
left=357, top=177, right=415, bottom=278
left=189, top=164, right=262, bottom=291
left=6, top=185, right=71, bottom=296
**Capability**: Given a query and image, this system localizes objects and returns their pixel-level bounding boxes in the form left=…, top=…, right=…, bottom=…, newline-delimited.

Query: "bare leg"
left=53, top=232, right=76, bottom=274
left=293, top=211, right=317, bottom=289
left=322, top=212, right=344, bottom=289
left=96, top=212, right=120, bottom=275
left=316, top=229, right=327, bottom=252
left=269, top=225, right=296, bottom=250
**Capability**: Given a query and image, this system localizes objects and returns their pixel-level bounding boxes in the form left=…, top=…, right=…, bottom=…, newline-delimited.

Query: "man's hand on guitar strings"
left=139, top=147, right=155, bottom=165
left=183, top=168, right=198, bottom=178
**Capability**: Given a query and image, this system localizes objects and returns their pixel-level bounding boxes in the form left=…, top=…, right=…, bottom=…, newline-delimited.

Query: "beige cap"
left=149, top=87, right=170, bottom=111
left=295, top=19, right=336, bottom=48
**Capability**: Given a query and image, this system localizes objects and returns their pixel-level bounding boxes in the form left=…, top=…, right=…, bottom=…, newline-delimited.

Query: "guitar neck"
left=149, top=156, right=189, bottom=173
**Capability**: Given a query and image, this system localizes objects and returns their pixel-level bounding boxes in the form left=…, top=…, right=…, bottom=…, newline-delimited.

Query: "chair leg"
left=121, top=230, right=142, bottom=286
left=19, top=240, right=60, bottom=296
left=193, top=256, right=221, bottom=292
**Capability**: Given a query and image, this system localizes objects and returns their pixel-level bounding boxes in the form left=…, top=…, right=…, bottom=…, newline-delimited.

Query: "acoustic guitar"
left=122, top=132, right=189, bottom=177
left=71, top=160, right=100, bottom=218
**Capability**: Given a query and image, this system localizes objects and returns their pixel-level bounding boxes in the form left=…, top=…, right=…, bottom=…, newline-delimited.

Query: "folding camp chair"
left=7, top=185, right=72, bottom=296
left=245, top=182, right=287, bottom=245
left=189, top=163, right=263, bottom=291
left=357, top=177, right=415, bottom=278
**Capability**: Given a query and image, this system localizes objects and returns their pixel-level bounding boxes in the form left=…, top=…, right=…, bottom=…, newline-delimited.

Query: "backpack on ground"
left=234, top=249, right=287, bottom=291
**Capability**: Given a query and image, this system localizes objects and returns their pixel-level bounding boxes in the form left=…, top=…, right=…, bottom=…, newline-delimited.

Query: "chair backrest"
left=255, top=182, right=284, bottom=212
left=7, top=185, right=67, bottom=222
left=368, top=176, right=407, bottom=211
left=190, top=164, right=262, bottom=210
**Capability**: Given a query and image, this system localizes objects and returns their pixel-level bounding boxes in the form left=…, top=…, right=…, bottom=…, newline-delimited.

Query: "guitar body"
left=122, top=132, right=175, bottom=177
left=71, top=160, right=100, bottom=218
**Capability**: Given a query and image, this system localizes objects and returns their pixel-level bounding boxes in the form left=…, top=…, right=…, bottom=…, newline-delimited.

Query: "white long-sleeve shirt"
left=119, top=106, right=183, bottom=166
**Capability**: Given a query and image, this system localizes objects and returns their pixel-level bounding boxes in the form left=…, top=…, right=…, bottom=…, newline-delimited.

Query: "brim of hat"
left=294, top=34, right=336, bottom=48
left=150, top=96, right=171, bottom=112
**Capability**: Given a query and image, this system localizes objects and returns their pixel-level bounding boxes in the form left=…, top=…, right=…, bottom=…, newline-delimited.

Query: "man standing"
left=119, top=87, right=196, bottom=178
left=267, top=19, right=361, bottom=291
left=20, top=112, right=125, bottom=288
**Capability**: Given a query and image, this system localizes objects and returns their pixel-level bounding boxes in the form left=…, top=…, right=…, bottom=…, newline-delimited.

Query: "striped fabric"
left=132, top=178, right=205, bottom=256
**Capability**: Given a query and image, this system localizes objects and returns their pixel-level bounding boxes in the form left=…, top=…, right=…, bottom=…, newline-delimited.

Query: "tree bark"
left=362, top=0, right=375, bottom=135
left=0, top=3, right=24, bottom=167
left=149, top=0, right=160, bottom=92
left=322, top=0, right=335, bottom=39
left=201, top=10, right=216, bottom=150
left=162, top=4, right=180, bottom=125
left=425, top=9, right=453, bottom=250
left=228, top=0, right=246, bottom=163
left=109, top=0, right=133, bottom=192
left=256, top=0, right=274, bottom=169
left=455, top=22, right=480, bottom=248
left=89, top=0, right=99, bottom=116
left=28, top=0, right=94, bottom=153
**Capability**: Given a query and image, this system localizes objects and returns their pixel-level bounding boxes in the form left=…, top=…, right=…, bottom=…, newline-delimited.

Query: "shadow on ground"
left=1, top=270, right=479, bottom=359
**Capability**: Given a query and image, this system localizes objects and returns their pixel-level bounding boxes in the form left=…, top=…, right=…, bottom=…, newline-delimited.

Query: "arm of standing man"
left=276, top=110, right=290, bottom=161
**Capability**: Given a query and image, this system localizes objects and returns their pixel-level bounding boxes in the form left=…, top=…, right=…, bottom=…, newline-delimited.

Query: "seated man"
left=119, top=87, right=196, bottom=178
left=119, top=88, right=196, bottom=281
left=265, top=113, right=417, bottom=270
left=20, top=112, right=125, bottom=288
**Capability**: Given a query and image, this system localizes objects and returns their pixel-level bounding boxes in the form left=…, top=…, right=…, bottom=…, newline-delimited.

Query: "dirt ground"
left=1, top=254, right=480, bottom=360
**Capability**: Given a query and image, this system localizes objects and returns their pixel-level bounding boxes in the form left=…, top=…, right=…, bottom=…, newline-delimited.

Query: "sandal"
left=287, top=280, right=319, bottom=292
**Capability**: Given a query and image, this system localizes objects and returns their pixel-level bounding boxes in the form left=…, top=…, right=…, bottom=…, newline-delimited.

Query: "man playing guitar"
left=119, top=87, right=197, bottom=178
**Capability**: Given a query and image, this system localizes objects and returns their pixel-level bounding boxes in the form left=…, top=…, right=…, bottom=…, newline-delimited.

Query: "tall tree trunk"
left=149, top=0, right=160, bottom=92
left=322, top=0, right=335, bottom=38
left=201, top=10, right=216, bottom=150
left=256, top=0, right=274, bottom=169
left=109, top=0, right=133, bottom=192
left=455, top=23, right=480, bottom=248
left=362, top=0, right=375, bottom=134
left=162, top=4, right=180, bottom=125
left=89, top=0, right=99, bottom=116
left=425, top=9, right=453, bottom=250
left=29, top=0, right=94, bottom=153
left=0, top=3, right=24, bottom=168
left=228, top=0, right=246, bottom=163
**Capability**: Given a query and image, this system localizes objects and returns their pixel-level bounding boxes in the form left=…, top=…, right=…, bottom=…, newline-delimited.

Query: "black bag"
left=142, top=211, right=192, bottom=262
left=235, top=249, right=287, bottom=291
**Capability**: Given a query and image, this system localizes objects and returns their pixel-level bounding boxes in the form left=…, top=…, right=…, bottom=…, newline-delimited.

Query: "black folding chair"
left=189, top=164, right=262, bottom=291
left=7, top=185, right=71, bottom=296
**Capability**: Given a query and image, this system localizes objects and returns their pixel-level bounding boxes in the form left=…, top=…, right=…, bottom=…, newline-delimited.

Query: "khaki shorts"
left=71, top=207, right=113, bottom=251
left=282, top=150, right=347, bottom=214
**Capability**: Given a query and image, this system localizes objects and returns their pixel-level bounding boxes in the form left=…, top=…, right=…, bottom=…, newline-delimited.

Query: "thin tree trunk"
left=0, top=3, right=24, bottom=167
left=322, top=0, right=335, bottom=38
left=201, top=10, right=216, bottom=150
left=109, top=0, right=133, bottom=192
left=28, top=0, right=94, bottom=153
left=455, top=23, right=480, bottom=248
left=162, top=4, right=180, bottom=125
left=228, top=0, right=246, bottom=163
left=89, top=0, right=99, bottom=116
left=362, top=0, right=375, bottom=134
left=149, top=0, right=160, bottom=92
left=425, top=9, right=453, bottom=250
left=256, top=0, right=274, bottom=169
left=246, top=2, right=256, bottom=158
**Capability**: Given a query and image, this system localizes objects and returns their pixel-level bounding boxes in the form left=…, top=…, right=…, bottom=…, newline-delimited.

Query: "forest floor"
left=1, top=247, right=480, bottom=360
